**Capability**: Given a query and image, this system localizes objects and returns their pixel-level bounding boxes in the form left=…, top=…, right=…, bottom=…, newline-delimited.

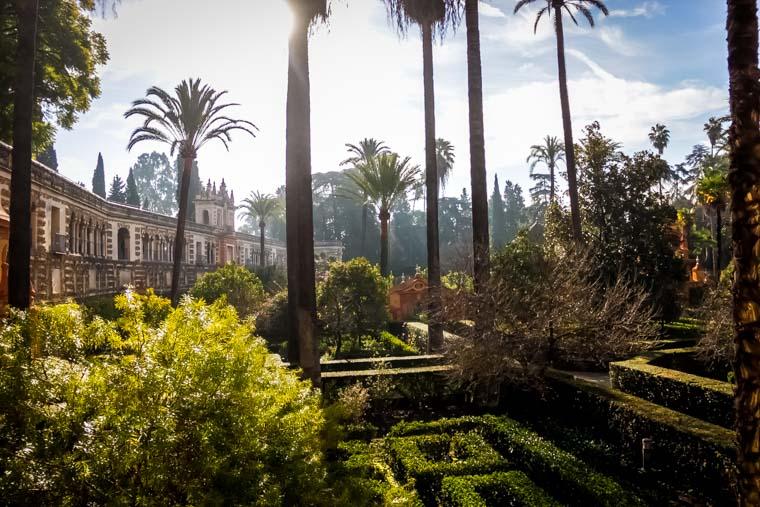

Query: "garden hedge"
left=440, top=471, right=560, bottom=507
left=546, top=370, right=737, bottom=504
left=386, top=432, right=509, bottom=505
left=387, top=416, right=643, bottom=507
left=609, top=348, right=733, bottom=428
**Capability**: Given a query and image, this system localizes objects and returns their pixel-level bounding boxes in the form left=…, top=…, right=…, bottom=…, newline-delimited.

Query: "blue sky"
left=55, top=0, right=728, bottom=206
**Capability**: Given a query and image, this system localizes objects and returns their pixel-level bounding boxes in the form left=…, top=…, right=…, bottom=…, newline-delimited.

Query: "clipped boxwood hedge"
left=478, top=415, right=644, bottom=507
left=386, top=432, right=509, bottom=505
left=387, top=416, right=642, bottom=507
left=440, top=471, right=560, bottom=507
left=546, top=370, right=737, bottom=504
left=609, top=348, right=733, bottom=428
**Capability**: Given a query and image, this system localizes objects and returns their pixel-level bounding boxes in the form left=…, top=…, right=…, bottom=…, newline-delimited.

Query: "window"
left=117, top=228, right=130, bottom=261
left=202, top=210, right=210, bottom=225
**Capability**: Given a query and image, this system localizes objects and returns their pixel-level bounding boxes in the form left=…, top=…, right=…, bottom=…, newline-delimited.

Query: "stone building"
left=0, top=142, right=343, bottom=304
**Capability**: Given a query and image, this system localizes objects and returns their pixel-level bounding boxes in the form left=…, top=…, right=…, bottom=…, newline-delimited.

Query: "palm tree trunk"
left=553, top=5, right=582, bottom=242
left=715, top=204, right=722, bottom=277
left=711, top=210, right=719, bottom=280
left=465, top=0, right=490, bottom=294
left=285, top=10, right=320, bottom=386
left=550, top=163, right=556, bottom=202
left=727, top=0, right=760, bottom=503
left=379, top=208, right=390, bottom=276
left=259, top=220, right=266, bottom=267
left=361, top=202, right=367, bottom=256
left=170, top=154, right=193, bottom=306
left=422, top=22, right=443, bottom=352
left=8, top=0, right=40, bottom=309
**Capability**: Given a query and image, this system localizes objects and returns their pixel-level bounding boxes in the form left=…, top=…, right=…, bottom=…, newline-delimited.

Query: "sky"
left=55, top=0, right=728, bottom=205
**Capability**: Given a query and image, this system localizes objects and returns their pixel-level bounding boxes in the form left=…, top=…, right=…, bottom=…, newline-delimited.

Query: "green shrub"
left=386, top=432, right=508, bottom=505
left=610, top=350, right=733, bottom=428
left=440, top=471, right=560, bottom=507
left=250, top=264, right=287, bottom=293
left=0, top=293, right=326, bottom=505
left=317, top=258, right=390, bottom=355
left=190, top=263, right=265, bottom=317
left=255, top=289, right=289, bottom=343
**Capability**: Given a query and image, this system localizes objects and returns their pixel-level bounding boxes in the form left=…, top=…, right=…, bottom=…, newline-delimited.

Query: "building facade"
left=0, top=142, right=343, bottom=303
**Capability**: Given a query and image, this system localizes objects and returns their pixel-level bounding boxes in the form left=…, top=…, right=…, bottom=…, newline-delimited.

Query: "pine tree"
left=490, top=174, right=507, bottom=250
left=108, top=175, right=126, bottom=204
left=37, top=144, right=58, bottom=172
left=125, top=168, right=140, bottom=207
left=92, top=152, right=106, bottom=198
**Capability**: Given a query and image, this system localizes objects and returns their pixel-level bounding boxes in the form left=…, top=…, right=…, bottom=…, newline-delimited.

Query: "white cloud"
left=479, top=2, right=506, bottom=18
left=609, top=1, right=666, bottom=18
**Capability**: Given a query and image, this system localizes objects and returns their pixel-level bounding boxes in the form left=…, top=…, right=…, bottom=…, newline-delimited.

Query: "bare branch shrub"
left=445, top=234, right=659, bottom=393
left=696, top=278, right=733, bottom=370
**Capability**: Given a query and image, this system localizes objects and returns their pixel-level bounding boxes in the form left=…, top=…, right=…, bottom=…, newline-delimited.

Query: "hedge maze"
left=339, top=415, right=646, bottom=506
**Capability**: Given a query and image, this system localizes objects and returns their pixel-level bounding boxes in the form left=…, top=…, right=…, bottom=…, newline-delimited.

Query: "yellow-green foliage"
left=0, top=292, right=325, bottom=505
left=190, top=263, right=266, bottom=317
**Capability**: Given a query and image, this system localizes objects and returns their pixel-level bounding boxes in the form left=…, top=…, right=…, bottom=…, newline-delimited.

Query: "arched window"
left=202, top=210, right=210, bottom=225
left=117, top=228, right=130, bottom=261
left=68, top=214, right=76, bottom=253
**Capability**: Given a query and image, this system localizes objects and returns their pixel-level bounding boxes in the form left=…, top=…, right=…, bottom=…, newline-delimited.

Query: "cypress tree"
left=490, top=174, right=507, bottom=250
left=37, top=144, right=58, bottom=171
left=108, top=175, right=126, bottom=204
left=126, top=168, right=140, bottom=207
left=92, top=152, right=106, bottom=198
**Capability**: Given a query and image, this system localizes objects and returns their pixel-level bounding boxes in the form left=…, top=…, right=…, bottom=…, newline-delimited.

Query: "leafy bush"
left=317, top=258, right=390, bottom=355
left=610, top=350, right=733, bottom=428
left=0, top=293, right=326, bottom=505
left=190, top=263, right=265, bottom=317
left=250, top=264, right=287, bottom=293
left=441, top=471, right=560, bottom=507
left=255, top=289, right=289, bottom=343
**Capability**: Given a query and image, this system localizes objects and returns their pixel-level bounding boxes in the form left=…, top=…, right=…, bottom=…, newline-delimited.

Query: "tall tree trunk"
left=727, top=0, right=760, bottom=503
left=422, top=23, right=443, bottom=352
left=361, top=202, right=367, bottom=257
left=171, top=154, right=193, bottom=306
left=465, top=0, right=490, bottom=294
left=716, top=204, right=722, bottom=278
left=550, top=163, right=555, bottom=202
left=8, top=0, right=40, bottom=309
left=553, top=5, right=582, bottom=242
left=285, top=11, right=320, bottom=386
left=379, top=208, right=390, bottom=276
left=259, top=220, right=266, bottom=267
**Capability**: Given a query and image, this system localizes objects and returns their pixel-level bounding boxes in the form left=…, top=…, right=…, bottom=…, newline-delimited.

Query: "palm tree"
left=435, top=138, right=455, bottom=190
left=285, top=0, right=330, bottom=386
left=527, top=135, right=565, bottom=202
left=726, top=1, right=760, bottom=501
left=239, top=192, right=281, bottom=267
left=649, top=123, right=671, bottom=194
left=695, top=168, right=728, bottom=280
left=704, top=116, right=728, bottom=156
left=514, top=0, right=608, bottom=242
left=124, top=79, right=256, bottom=306
left=346, top=153, right=421, bottom=276
left=648, top=123, right=671, bottom=155
left=464, top=0, right=490, bottom=294
left=340, top=138, right=390, bottom=255
left=383, top=0, right=459, bottom=352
